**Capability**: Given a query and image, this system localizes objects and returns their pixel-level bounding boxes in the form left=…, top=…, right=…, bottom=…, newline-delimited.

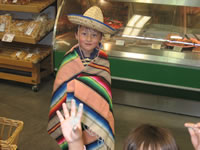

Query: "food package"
left=24, top=53, right=40, bottom=63
left=24, top=49, right=41, bottom=63
left=10, top=51, right=27, bottom=60
left=1, top=0, right=31, bottom=4
left=19, top=0, right=31, bottom=5
left=24, top=14, right=54, bottom=40
left=46, top=19, right=55, bottom=32
left=10, top=20, right=29, bottom=36
left=0, top=14, right=12, bottom=33
left=35, top=14, right=48, bottom=38
left=24, top=21, right=42, bottom=39
left=1, top=0, right=13, bottom=4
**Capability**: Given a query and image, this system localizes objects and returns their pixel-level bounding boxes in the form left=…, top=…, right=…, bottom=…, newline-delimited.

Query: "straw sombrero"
left=68, top=6, right=115, bottom=34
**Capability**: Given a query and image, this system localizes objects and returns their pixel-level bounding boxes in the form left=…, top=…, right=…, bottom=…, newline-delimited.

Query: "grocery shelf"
left=0, top=0, right=56, bottom=13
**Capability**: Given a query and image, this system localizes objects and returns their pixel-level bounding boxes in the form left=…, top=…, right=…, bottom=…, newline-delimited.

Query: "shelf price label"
left=0, top=23, right=5, bottom=32
left=173, top=46, right=182, bottom=52
left=2, top=33, right=15, bottom=42
left=151, top=44, right=161, bottom=50
left=115, top=40, right=125, bottom=46
left=25, top=24, right=36, bottom=36
left=12, top=0, right=18, bottom=3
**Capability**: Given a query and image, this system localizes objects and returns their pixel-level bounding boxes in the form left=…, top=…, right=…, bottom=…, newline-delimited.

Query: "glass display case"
left=53, top=0, right=200, bottom=92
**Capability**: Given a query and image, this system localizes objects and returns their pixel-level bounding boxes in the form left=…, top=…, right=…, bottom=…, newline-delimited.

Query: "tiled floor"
left=0, top=76, right=199, bottom=150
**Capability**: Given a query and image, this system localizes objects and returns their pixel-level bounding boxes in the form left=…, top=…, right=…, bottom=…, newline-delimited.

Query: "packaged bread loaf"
left=1, top=0, right=31, bottom=4
left=24, top=21, right=41, bottom=39
left=1, top=0, right=12, bottom=4
left=10, top=51, right=27, bottom=60
left=46, top=19, right=55, bottom=32
left=19, top=0, right=31, bottom=5
left=12, top=0, right=31, bottom=5
left=0, top=14, right=12, bottom=33
left=36, top=14, right=48, bottom=38
left=24, top=53, right=40, bottom=63
left=10, top=20, right=29, bottom=36
left=24, top=14, right=49, bottom=39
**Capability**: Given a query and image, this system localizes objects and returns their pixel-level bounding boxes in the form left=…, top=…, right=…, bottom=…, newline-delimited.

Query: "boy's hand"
left=56, top=99, right=83, bottom=143
left=185, top=122, right=200, bottom=150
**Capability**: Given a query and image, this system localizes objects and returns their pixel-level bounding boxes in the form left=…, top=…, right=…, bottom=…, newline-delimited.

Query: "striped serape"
left=47, top=45, right=115, bottom=150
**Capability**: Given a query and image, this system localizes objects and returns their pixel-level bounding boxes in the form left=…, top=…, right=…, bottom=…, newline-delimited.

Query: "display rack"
left=0, top=43, right=53, bottom=91
left=0, top=0, right=55, bottom=91
left=0, top=0, right=56, bottom=13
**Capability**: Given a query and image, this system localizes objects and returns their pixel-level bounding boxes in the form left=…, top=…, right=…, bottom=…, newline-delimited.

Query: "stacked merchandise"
left=0, top=45, right=51, bottom=64
left=0, top=0, right=31, bottom=5
left=10, top=48, right=50, bottom=64
left=0, top=14, right=54, bottom=42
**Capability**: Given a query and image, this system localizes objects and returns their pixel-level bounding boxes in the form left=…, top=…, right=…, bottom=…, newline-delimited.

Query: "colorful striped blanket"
left=47, top=45, right=115, bottom=150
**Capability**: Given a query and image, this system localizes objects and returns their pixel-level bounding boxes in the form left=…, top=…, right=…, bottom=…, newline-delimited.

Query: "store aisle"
left=0, top=77, right=199, bottom=150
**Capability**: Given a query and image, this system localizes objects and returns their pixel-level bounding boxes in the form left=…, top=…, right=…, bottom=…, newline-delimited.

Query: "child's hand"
left=185, top=122, right=200, bottom=150
left=56, top=99, right=83, bottom=143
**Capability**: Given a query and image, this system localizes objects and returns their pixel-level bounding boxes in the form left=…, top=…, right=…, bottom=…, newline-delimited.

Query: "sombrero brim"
left=68, top=14, right=116, bottom=34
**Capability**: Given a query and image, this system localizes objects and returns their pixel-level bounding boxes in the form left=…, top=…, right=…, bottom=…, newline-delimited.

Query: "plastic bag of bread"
left=24, top=21, right=41, bottom=39
left=46, top=19, right=55, bottom=32
left=24, top=14, right=48, bottom=39
left=12, top=0, right=31, bottom=5
left=10, top=51, right=27, bottom=60
left=1, top=0, right=31, bottom=4
left=11, top=20, right=29, bottom=36
left=19, top=0, right=31, bottom=5
left=1, top=0, right=12, bottom=4
left=24, top=48, right=40, bottom=63
left=0, top=14, right=12, bottom=33
left=24, top=53, right=40, bottom=63
left=35, top=14, right=48, bottom=38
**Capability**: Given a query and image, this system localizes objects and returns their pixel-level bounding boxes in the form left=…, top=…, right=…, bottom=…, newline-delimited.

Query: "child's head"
left=68, top=6, right=115, bottom=53
left=123, top=124, right=178, bottom=150
left=75, top=25, right=102, bottom=53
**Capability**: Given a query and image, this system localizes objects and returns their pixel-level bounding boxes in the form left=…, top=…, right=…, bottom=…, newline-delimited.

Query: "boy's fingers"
left=196, top=122, right=200, bottom=128
left=56, top=110, right=64, bottom=122
left=71, top=99, right=76, bottom=117
left=185, top=123, right=195, bottom=128
left=63, top=103, right=69, bottom=119
left=188, top=127, right=195, bottom=134
left=77, top=103, right=83, bottom=122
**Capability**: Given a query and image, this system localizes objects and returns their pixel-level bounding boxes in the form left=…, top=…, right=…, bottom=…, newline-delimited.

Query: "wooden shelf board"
left=0, top=72, right=35, bottom=84
left=0, top=56, right=33, bottom=68
left=0, top=0, right=56, bottom=13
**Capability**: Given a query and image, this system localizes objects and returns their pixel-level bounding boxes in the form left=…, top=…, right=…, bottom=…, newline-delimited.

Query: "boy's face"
left=75, top=26, right=102, bottom=53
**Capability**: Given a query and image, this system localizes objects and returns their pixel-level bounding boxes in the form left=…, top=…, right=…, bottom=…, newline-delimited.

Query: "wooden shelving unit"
left=0, top=44, right=53, bottom=91
left=0, top=0, right=55, bottom=91
left=0, top=0, right=56, bottom=13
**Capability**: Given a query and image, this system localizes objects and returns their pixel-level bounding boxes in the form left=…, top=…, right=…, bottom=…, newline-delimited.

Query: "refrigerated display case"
left=53, top=0, right=200, bottom=103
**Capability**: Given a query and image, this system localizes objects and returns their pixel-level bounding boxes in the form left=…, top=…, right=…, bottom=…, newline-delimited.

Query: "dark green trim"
left=53, top=51, right=65, bottom=71
left=109, top=57, right=200, bottom=89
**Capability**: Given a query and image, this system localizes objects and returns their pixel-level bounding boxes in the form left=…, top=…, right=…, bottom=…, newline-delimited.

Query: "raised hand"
left=185, top=122, right=200, bottom=150
left=56, top=99, right=83, bottom=144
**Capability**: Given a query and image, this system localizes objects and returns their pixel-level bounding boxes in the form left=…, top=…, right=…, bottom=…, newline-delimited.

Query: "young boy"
left=47, top=6, right=115, bottom=150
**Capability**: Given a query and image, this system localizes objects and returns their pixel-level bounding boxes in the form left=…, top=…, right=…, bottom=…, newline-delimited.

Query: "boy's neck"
left=81, top=49, right=93, bottom=57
